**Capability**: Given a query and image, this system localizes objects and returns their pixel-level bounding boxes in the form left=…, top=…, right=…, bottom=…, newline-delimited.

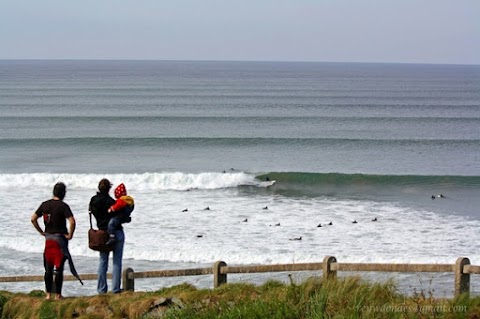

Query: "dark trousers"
left=44, top=255, right=66, bottom=294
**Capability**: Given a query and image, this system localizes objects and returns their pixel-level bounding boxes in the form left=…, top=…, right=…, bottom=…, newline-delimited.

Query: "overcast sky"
left=1, top=0, right=479, bottom=64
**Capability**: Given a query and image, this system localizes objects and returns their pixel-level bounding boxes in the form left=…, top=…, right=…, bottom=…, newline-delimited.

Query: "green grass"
left=1, top=276, right=480, bottom=318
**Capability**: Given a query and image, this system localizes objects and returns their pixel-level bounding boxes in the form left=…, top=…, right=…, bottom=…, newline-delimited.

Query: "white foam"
left=0, top=172, right=265, bottom=191
left=3, top=174, right=480, bottom=274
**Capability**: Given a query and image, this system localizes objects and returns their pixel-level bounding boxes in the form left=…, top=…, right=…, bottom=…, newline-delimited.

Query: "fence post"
left=123, top=267, right=135, bottom=292
left=455, top=257, right=470, bottom=297
left=213, top=261, right=227, bottom=288
left=323, top=256, right=337, bottom=279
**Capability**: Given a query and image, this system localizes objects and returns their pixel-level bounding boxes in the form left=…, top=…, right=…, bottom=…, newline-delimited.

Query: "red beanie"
left=114, top=183, right=127, bottom=199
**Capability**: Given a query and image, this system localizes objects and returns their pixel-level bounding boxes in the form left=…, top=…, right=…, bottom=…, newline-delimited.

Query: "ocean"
left=0, top=60, right=479, bottom=297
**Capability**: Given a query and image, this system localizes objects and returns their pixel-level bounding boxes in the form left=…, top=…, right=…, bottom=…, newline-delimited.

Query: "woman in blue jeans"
left=88, top=178, right=125, bottom=293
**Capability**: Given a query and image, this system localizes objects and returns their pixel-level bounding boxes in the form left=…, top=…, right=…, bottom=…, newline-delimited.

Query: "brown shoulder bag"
left=88, top=213, right=114, bottom=252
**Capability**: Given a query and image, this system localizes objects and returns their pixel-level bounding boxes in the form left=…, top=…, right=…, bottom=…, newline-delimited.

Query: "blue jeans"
left=97, top=229, right=124, bottom=294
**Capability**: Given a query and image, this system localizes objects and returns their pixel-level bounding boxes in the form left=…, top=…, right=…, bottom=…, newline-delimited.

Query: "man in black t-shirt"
left=35, top=197, right=73, bottom=234
left=31, top=182, right=81, bottom=300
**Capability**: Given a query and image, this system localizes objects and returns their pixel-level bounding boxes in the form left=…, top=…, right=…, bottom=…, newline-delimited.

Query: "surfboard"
left=259, top=180, right=276, bottom=187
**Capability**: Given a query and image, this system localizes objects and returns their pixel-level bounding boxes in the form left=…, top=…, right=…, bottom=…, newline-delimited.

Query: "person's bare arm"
left=65, top=216, right=76, bottom=240
left=31, top=213, right=45, bottom=236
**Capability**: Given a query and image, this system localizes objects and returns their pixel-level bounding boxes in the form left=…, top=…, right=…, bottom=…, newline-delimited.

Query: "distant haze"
left=0, top=0, right=479, bottom=64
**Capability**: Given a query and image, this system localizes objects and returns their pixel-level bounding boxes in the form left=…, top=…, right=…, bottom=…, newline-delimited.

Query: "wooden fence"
left=1, top=256, right=479, bottom=297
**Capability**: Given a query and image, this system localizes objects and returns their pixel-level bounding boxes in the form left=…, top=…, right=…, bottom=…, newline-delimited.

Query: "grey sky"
left=1, top=0, right=479, bottom=64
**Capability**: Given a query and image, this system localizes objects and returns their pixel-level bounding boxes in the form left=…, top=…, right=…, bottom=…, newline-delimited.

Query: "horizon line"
left=0, top=58, right=478, bottom=67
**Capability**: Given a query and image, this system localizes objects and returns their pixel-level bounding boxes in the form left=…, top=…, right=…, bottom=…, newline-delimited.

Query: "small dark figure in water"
left=204, top=206, right=210, bottom=210
left=431, top=195, right=436, bottom=200
left=372, top=217, right=377, bottom=222
left=317, top=223, right=322, bottom=228
left=263, top=206, right=268, bottom=210
left=265, top=176, right=270, bottom=182
left=275, top=223, right=280, bottom=226
left=196, top=235, right=203, bottom=238
left=328, top=222, right=333, bottom=226
left=290, top=236, right=302, bottom=241
left=182, top=208, right=188, bottom=212
left=352, top=220, right=358, bottom=224
left=242, top=218, right=248, bottom=222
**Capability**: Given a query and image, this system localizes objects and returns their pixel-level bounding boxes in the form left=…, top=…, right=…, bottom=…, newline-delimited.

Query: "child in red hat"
left=106, top=183, right=134, bottom=245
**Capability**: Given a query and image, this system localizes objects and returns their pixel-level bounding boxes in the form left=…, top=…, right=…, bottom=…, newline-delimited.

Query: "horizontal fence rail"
left=222, top=262, right=325, bottom=274
left=332, top=263, right=455, bottom=273
left=1, top=256, right=480, bottom=297
left=0, top=273, right=102, bottom=283
left=132, top=267, right=213, bottom=279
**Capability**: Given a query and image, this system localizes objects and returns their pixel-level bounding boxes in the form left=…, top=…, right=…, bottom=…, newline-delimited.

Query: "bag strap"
left=89, top=212, right=93, bottom=229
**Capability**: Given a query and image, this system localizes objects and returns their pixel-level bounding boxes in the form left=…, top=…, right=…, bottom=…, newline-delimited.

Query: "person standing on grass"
left=31, top=182, right=83, bottom=300
left=89, top=178, right=125, bottom=294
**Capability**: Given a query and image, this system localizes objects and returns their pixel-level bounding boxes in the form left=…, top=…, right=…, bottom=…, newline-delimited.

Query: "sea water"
left=0, top=60, right=480, bottom=297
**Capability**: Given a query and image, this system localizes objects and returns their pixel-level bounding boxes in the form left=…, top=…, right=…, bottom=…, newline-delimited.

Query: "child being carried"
left=106, top=183, right=134, bottom=245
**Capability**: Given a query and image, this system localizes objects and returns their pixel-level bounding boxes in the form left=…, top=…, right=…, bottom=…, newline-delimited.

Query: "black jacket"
left=89, top=192, right=116, bottom=230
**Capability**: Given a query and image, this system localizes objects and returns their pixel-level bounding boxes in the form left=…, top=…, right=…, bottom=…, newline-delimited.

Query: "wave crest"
left=0, top=172, right=268, bottom=191
left=257, top=172, right=480, bottom=188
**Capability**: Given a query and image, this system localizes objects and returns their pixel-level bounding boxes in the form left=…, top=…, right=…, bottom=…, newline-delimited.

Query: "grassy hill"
left=1, top=276, right=479, bottom=318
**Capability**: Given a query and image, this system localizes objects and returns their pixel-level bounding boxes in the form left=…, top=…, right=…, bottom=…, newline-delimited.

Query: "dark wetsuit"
left=35, top=199, right=82, bottom=293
